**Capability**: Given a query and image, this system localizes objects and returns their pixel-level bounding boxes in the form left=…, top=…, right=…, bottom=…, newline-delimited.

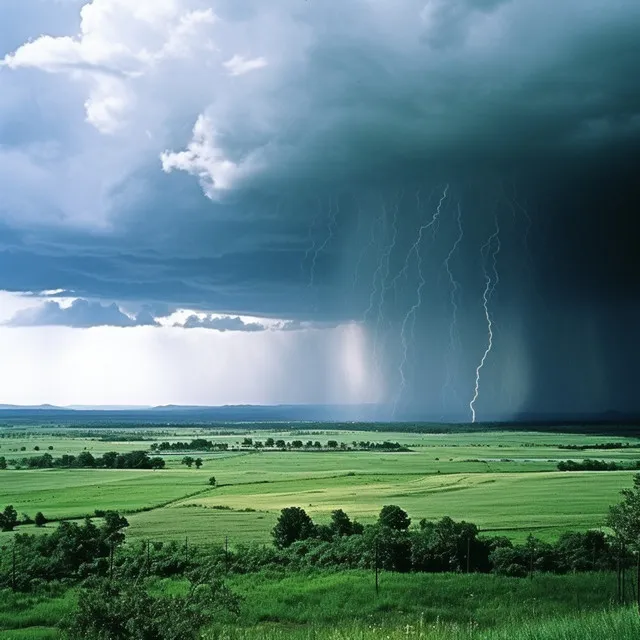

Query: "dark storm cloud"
left=5, top=298, right=159, bottom=328
left=1, top=0, right=639, bottom=417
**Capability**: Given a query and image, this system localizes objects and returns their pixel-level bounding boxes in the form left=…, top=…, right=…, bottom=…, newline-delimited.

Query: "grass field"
left=2, top=571, right=638, bottom=639
left=1, top=427, right=639, bottom=546
left=1, top=425, right=640, bottom=637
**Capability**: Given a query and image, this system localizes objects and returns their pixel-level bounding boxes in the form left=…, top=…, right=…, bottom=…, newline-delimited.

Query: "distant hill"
left=0, top=404, right=638, bottom=434
left=0, top=404, right=65, bottom=411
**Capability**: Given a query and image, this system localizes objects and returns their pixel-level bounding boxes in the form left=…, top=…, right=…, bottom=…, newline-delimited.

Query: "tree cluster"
left=556, top=459, right=640, bottom=472
left=12, top=450, right=165, bottom=470
left=262, top=506, right=620, bottom=576
left=152, top=439, right=229, bottom=452
left=0, top=511, right=129, bottom=590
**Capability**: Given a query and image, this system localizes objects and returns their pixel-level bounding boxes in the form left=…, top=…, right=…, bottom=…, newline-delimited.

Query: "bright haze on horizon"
left=0, top=0, right=638, bottom=421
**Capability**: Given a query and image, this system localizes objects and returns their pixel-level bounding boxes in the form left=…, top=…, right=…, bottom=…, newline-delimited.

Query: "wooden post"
left=617, top=543, right=622, bottom=604
left=11, top=544, right=16, bottom=591
left=529, top=544, right=534, bottom=579
left=622, top=543, right=627, bottom=603
left=374, top=540, right=379, bottom=596
left=636, top=550, right=640, bottom=615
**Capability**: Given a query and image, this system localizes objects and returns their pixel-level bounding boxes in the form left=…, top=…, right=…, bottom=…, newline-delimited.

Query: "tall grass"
left=224, top=570, right=621, bottom=627
left=206, top=608, right=640, bottom=640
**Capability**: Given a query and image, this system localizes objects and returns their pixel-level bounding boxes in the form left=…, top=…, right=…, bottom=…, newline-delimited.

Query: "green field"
left=2, top=572, right=639, bottom=639
left=1, top=427, right=639, bottom=546
left=1, top=424, right=640, bottom=638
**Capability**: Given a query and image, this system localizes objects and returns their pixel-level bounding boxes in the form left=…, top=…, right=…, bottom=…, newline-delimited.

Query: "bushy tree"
left=209, top=476, right=217, bottom=487
left=34, top=512, right=47, bottom=527
left=378, top=505, right=411, bottom=531
left=272, top=507, right=316, bottom=548
left=63, top=578, right=241, bottom=639
left=195, top=458, right=203, bottom=469
left=0, top=505, right=18, bottom=532
left=0, top=456, right=6, bottom=470
left=182, top=456, right=195, bottom=468
left=608, top=473, right=640, bottom=547
left=103, top=511, right=129, bottom=546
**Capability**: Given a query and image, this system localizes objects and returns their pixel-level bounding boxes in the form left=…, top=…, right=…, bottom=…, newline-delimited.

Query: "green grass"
left=203, top=609, right=640, bottom=640
left=0, top=589, right=75, bottom=639
left=179, top=470, right=634, bottom=543
left=0, top=570, right=637, bottom=638
left=1, top=428, right=638, bottom=546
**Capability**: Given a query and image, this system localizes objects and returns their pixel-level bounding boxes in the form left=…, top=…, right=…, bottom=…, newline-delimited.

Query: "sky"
left=0, top=0, right=638, bottom=419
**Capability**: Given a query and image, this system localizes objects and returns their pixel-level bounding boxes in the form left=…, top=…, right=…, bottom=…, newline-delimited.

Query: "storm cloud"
left=5, top=299, right=159, bottom=328
left=0, top=0, right=639, bottom=419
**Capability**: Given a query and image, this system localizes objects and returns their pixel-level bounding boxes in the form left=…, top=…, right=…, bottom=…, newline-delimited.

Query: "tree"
left=265, top=438, right=275, bottom=447
left=275, top=440, right=286, bottom=449
left=0, top=505, right=18, bottom=532
left=34, top=511, right=47, bottom=527
left=102, top=511, right=129, bottom=546
left=378, top=505, right=411, bottom=531
left=150, top=457, right=166, bottom=470
left=77, top=451, right=96, bottom=468
left=208, top=476, right=217, bottom=487
left=272, top=507, right=316, bottom=548
left=330, top=509, right=355, bottom=537
left=327, top=440, right=338, bottom=449
left=195, top=458, right=203, bottom=469
left=182, top=456, right=195, bottom=468
left=608, top=473, right=640, bottom=610
left=64, top=578, right=241, bottom=639
left=0, top=456, right=6, bottom=470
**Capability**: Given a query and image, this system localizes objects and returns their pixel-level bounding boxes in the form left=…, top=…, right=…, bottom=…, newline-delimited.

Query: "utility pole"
left=11, top=544, right=16, bottom=591
left=529, top=544, right=534, bottom=580
left=617, top=542, right=622, bottom=604
left=622, top=543, right=627, bottom=603
left=185, top=537, right=188, bottom=563
left=374, top=539, right=379, bottom=596
left=225, top=536, right=229, bottom=574
left=109, top=541, right=114, bottom=581
left=636, top=550, right=640, bottom=615
left=466, top=536, right=471, bottom=574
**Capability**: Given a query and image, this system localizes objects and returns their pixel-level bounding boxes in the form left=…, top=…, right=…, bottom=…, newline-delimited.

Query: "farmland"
left=1, top=425, right=639, bottom=545
left=2, top=422, right=640, bottom=638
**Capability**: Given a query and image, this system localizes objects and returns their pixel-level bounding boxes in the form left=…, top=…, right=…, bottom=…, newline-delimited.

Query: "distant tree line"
left=151, top=438, right=409, bottom=453
left=152, top=439, right=229, bottom=452
left=10, top=450, right=165, bottom=470
left=558, top=442, right=640, bottom=451
left=556, top=459, right=640, bottom=472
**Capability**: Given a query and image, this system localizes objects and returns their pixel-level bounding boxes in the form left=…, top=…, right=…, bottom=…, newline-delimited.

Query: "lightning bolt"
left=308, top=198, right=338, bottom=289
left=352, top=204, right=377, bottom=292
left=367, top=197, right=401, bottom=388
left=441, top=201, right=464, bottom=410
left=393, top=184, right=449, bottom=417
left=363, top=205, right=387, bottom=323
left=302, top=200, right=323, bottom=283
left=469, top=212, right=501, bottom=424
